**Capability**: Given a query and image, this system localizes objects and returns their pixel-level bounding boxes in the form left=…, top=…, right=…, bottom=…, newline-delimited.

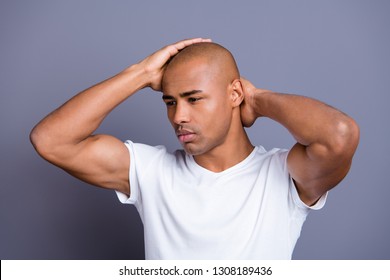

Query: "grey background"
left=1, top=0, right=389, bottom=259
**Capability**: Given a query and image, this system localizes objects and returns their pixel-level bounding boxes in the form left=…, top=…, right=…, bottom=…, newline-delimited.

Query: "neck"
left=193, top=121, right=254, bottom=173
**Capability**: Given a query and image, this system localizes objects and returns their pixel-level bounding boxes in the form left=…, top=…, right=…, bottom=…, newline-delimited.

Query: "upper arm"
left=287, top=122, right=359, bottom=206
left=47, top=134, right=130, bottom=195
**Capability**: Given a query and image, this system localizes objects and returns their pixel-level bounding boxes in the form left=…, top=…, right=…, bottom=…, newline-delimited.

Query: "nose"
left=172, top=102, right=190, bottom=125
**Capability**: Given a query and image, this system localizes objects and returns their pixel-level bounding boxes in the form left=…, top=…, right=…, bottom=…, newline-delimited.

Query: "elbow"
left=30, top=125, right=39, bottom=150
left=30, top=125, right=55, bottom=161
left=30, top=125, right=45, bottom=156
left=331, top=117, right=360, bottom=159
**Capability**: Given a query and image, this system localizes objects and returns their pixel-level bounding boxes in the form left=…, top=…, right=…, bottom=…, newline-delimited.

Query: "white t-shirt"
left=116, top=141, right=327, bottom=259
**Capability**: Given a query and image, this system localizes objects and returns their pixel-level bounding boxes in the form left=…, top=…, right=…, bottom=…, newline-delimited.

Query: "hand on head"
left=138, top=38, right=212, bottom=91
left=239, top=77, right=259, bottom=127
left=239, top=77, right=271, bottom=127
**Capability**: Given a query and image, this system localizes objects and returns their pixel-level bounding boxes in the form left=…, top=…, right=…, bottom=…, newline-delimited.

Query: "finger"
left=240, top=77, right=248, bottom=84
left=177, top=37, right=211, bottom=46
left=173, top=37, right=212, bottom=51
left=162, top=38, right=212, bottom=61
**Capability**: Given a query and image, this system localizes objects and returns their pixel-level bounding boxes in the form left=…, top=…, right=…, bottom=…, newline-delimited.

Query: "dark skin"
left=30, top=38, right=212, bottom=196
left=239, top=78, right=360, bottom=204
left=30, top=38, right=360, bottom=206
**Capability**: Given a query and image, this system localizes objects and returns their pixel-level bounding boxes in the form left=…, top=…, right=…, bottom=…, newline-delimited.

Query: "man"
left=30, top=38, right=359, bottom=259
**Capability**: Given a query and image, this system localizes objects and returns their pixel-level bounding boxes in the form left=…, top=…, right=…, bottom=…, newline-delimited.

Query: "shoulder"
left=257, top=146, right=328, bottom=210
left=125, top=140, right=168, bottom=157
left=124, top=140, right=186, bottom=164
left=253, top=146, right=289, bottom=165
left=251, top=146, right=293, bottom=191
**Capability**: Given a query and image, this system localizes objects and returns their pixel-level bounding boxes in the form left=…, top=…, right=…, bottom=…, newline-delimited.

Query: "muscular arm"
left=240, top=78, right=360, bottom=206
left=30, top=38, right=211, bottom=195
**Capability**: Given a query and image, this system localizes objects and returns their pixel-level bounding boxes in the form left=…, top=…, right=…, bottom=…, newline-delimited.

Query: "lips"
left=176, top=129, right=197, bottom=143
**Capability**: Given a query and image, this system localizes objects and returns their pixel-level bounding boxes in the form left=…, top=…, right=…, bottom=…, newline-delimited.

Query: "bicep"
left=55, top=134, right=130, bottom=195
left=287, top=142, right=352, bottom=206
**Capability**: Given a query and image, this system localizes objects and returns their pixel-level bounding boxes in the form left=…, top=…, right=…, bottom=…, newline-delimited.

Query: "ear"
left=229, top=79, right=244, bottom=108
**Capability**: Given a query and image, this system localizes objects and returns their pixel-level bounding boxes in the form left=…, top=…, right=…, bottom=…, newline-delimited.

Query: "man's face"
left=162, top=59, right=234, bottom=156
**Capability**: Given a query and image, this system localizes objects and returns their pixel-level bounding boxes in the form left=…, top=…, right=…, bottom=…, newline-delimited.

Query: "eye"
left=188, top=97, right=202, bottom=103
left=165, top=100, right=177, bottom=107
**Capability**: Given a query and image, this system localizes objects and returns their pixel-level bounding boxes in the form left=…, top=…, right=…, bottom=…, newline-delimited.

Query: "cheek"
left=201, top=100, right=232, bottom=132
left=166, top=108, right=174, bottom=123
left=206, top=97, right=231, bottom=119
left=166, top=107, right=179, bottom=126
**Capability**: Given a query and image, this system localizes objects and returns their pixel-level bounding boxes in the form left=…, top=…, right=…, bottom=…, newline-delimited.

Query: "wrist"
left=251, top=88, right=273, bottom=118
left=121, top=63, right=151, bottom=90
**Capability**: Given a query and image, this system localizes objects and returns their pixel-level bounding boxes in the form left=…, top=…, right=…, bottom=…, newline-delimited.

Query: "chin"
left=181, top=143, right=205, bottom=156
left=183, top=147, right=203, bottom=156
left=182, top=142, right=216, bottom=156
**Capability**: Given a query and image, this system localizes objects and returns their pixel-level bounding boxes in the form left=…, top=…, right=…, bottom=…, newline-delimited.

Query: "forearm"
left=31, top=64, right=147, bottom=150
left=252, top=90, right=358, bottom=153
left=31, top=38, right=211, bottom=157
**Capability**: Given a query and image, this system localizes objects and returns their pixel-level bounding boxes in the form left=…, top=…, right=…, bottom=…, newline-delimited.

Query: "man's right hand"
left=30, top=38, right=211, bottom=196
left=137, top=38, right=211, bottom=91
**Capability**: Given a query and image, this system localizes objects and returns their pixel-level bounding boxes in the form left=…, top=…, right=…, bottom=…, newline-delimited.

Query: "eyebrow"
left=162, top=90, right=203, bottom=100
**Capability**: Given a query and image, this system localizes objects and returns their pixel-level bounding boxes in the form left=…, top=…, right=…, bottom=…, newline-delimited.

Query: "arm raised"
left=240, top=78, right=360, bottom=206
left=30, top=38, right=211, bottom=195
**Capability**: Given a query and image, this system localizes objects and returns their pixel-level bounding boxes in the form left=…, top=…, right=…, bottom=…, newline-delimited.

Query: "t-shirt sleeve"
left=276, top=149, right=328, bottom=211
left=289, top=177, right=328, bottom=210
left=115, top=140, right=167, bottom=205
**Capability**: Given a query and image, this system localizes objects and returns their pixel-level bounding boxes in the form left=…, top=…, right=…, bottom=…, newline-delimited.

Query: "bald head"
left=162, top=42, right=240, bottom=90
